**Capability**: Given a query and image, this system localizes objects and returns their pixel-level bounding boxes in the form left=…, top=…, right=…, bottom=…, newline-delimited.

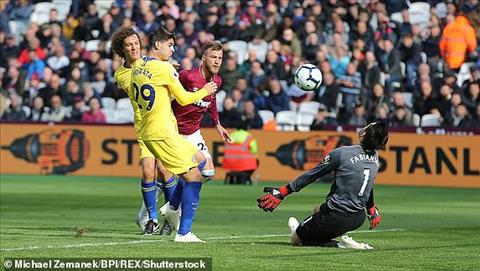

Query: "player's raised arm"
left=169, top=69, right=217, bottom=106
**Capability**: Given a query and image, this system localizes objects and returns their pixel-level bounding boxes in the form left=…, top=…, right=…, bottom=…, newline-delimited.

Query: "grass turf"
left=1, top=174, right=479, bottom=271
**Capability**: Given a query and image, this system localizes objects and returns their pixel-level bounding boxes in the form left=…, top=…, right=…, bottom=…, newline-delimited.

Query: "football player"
left=111, top=27, right=176, bottom=235
left=131, top=27, right=217, bottom=242
left=257, top=122, right=387, bottom=249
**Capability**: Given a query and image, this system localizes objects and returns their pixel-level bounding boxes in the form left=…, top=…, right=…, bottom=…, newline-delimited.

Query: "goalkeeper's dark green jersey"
left=289, top=145, right=379, bottom=214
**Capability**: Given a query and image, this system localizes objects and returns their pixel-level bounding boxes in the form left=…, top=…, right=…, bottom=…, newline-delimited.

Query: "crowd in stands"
left=0, top=0, right=479, bottom=130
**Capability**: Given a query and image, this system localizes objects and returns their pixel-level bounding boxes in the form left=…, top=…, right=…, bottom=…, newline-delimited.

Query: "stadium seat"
left=22, top=105, right=31, bottom=118
left=400, top=62, right=406, bottom=78
left=101, top=108, right=116, bottom=123
left=413, top=113, right=420, bottom=127
left=298, top=101, right=321, bottom=115
left=275, top=110, right=297, bottom=131
left=421, top=113, right=441, bottom=127
left=456, top=62, right=476, bottom=87
left=216, top=90, right=227, bottom=112
left=101, top=97, right=116, bottom=109
left=258, top=110, right=274, bottom=124
left=52, top=0, right=71, bottom=21
left=421, top=52, right=427, bottom=64
left=408, top=2, right=430, bottom=30
left=247, top=39, right=268, bottom=62
left=116, top=98, right=132, bottom=110
left=296, top=112, right=315, bottom=132
left=401, top=92, right=413, bottom=108
left=30, top=2, right=54, bottom=25
left=94, top=0, right=114, bottom=18
left=114, top=108, right=134, bottom=123
left=85, top=40, right=100, bottom=52
left=391, top=2, right=430, bottom=31
left=226, top=40, right=248, bottom=65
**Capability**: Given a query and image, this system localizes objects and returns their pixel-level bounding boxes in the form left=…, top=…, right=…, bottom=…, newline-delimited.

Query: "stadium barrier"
left=0, top=123, right=478, bottom=188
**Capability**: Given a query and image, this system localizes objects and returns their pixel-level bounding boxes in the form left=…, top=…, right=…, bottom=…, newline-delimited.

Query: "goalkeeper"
left=257, top=122, right=387, bottom=249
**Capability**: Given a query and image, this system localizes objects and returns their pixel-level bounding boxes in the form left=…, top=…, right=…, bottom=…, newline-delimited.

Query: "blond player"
left=131, top=27, right=217, bottom=242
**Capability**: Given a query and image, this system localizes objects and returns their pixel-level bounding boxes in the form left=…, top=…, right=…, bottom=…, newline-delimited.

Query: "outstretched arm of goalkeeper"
left=257, top=149, right=341, bottom=212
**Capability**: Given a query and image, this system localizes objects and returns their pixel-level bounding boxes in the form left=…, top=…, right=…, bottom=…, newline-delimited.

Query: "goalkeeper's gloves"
left=367, top=204, right=381, bottom=230
left=257, top=185, right=291, bottom=212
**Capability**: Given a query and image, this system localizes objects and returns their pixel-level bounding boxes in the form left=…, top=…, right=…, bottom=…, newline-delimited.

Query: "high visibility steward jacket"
left=222, top=129, right=258, bottom=171
left=439, top=15, right=477, bottom=69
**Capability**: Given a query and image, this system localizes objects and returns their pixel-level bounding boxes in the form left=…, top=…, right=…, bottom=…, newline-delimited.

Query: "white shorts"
left=182, top=130, right=212, bottom=160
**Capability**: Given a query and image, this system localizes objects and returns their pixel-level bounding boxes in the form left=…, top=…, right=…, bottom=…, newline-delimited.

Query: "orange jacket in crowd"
left=439, top=15, right=477, bottom=70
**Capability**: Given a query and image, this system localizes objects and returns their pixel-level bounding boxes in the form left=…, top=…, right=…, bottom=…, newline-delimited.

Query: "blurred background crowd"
left=0, top=0, right=479, bottom=130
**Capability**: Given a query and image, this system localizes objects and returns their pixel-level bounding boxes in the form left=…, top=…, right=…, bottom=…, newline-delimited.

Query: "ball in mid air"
left=294, top=64, right=323, bottom=91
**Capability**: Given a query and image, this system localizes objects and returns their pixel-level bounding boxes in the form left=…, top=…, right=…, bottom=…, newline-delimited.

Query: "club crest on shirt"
left=173, top=70, right=179, bottom=78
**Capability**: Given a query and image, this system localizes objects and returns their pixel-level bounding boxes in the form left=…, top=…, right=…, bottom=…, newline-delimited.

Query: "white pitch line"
left=0, top=229, right=403, bottom=252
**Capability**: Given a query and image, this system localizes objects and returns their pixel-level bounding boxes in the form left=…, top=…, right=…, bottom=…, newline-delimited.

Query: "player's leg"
left=139, top=156, right=160, bottom=235
left=150, top=135, right=207, bottom=242
left=136, top=140, right=167, bottom=232
left=293, top=204, right=343, bottom=247
left=174, top=166, right=205, bottom=242
left=155, top=160, right=176, bottom=236
left=182, top=131, right=214, bottom=180
left=166, top=149, right=205, bottom=212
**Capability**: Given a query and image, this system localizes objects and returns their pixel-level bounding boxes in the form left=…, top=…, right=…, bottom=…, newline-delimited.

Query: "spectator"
left=1, top=93, right=27, bottom=121
left=220, top=97, right=241, bottom=128
left=390, top=91, right=413, bottom=122
left=314, top=72, right=339, bottom=112
left=440, top=14, right=477, bottom=71
left=241, top=101, right=263, bottom=129
left=280, top=28, right=302, bottom=58
left=422, top=25, right=442, bottom=61
left=367, top=83, right=390, bottom=122
left=26, top=50, right=45, bottom=81
left=376, top=39, right=402, bottom=93
left=390, top=106, right=414, bottom=127
left=337, top=62, right=362, bottom=112
left=414, top=81, right=437, bottom=117
left=262, top=50, right=287, bottom=80
left=220, top=56, right=242, bottom=93
left=310, top=104, right=337, bottom=130
left=399, top=34, right=422, bottom=91
left=43, top=95, right=69, bottom=122
left=247, top=61, right=266, bottom=91
left=68, top=96, right=88, bottom=122
left=358, top=51, right=381, bottom=92
left=29, top=96, right=48, bottom=122
left=81, top=97, right=106, bottom=123
left=450, top=104, right=472, bottom=128
left=0, top=34, right=20, bottom=68
left=140, top=10, right=159, bottom=36
left=84, top=3, right=102, bottom=40
left=266, top=78, right=290, bottom=114
left=18, top=38, right=46, bottom=67
left=471, top=104, right=480, bottom=127
left=464, top=82, right=480, bottom=115
left=461, top=66, right=480, bottom=94
left=38, top=73, right=61, bottom=107
left=349, top=102, right=368, bottom=126
left=3, top=66, right=26, bottom=95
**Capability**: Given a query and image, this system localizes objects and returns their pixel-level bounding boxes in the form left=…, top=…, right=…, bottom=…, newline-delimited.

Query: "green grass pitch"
left=1, top=174, right=479, bottom=271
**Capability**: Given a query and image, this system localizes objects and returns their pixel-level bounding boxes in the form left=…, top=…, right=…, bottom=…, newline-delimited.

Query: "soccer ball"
left=294, top=64, right=323, bottom=91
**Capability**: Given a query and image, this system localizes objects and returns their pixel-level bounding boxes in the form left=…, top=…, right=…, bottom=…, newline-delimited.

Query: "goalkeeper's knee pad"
left=201, top=169, right=215, bottom=179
